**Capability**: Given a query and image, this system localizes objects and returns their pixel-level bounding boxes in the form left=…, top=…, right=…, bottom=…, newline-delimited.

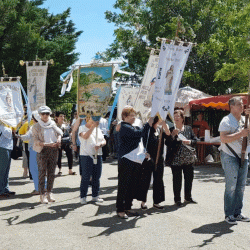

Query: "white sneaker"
left=47, top=192, right=55, bottom=202
left=92, top=197, right=103, bottom=203
left=40, top=194, right=48, bottom=204
left=235, top=214, right=250, bottom=222
left=80, top=197, right=87, bottom=204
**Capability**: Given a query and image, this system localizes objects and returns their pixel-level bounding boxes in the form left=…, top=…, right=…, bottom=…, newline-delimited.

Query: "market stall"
left=189, top=94, right=248, bottom=165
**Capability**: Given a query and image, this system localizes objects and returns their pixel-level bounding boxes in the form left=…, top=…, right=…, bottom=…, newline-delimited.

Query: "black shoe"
left=175, top=201, right=183, bottom=207
left=185, top=198, right=197, bottom=204
left=125, top=210, right=140, bottom=217
left=5, top=191, right=16, bottom=195
left=153, top=204, right=164, bottom=210
left=141, top=204, right=148, bottom=210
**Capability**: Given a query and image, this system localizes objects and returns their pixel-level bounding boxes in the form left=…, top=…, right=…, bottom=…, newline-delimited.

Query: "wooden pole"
left=155, top=126, right=163, bottom=171
left=241, top=72, right=250, bottom=165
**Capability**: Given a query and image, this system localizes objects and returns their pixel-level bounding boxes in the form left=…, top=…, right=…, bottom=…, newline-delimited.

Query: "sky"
left=41, top=0, right=118, bottom=65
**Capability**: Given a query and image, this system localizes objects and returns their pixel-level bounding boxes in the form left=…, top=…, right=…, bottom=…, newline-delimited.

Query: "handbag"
left=11, top=138, right=22, bottom=160
left=171, top=144, right=197, bottom=166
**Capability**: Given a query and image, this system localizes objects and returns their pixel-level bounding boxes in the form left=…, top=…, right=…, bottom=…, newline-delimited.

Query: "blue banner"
left=108, top=86, right=121, bottom=129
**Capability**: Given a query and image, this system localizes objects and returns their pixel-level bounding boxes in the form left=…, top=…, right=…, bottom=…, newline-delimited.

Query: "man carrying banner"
left=219, top=97, right=250, bottom=224
left=0, top=125, right=15, bottom=197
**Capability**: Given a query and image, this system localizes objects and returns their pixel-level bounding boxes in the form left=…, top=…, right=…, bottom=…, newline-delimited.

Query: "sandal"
left=58, top=171, right=62, bottom=175
left=69, top=172, right=77, bottom=175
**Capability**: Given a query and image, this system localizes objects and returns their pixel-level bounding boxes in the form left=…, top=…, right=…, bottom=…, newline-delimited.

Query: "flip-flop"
left=69, top=172, right=77, bottom=175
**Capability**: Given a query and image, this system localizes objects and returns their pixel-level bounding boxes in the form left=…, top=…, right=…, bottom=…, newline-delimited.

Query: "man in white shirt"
left=219, top=96, right=250, bottom=224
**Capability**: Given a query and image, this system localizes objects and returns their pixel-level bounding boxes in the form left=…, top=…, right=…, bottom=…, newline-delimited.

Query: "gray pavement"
left=1, top=157, right=250, bottom=250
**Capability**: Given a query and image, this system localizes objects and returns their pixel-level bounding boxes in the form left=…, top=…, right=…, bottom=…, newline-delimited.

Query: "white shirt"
left=219, top=113, right=249, bottom=159
left=44, top=128, right=58, bottom=143
left=78, top=125, right=104, bottom=157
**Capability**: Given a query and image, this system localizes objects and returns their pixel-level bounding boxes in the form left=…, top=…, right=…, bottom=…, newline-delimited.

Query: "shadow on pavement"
left=0, top=202, right=40, bottom=212
left=83, top=215, right=143, bottom=238
left=16, top=203, right=83, bottom=225
left=191, top=221, right=235, bottom=248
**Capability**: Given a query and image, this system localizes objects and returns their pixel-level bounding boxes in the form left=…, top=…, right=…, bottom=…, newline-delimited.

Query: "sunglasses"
left=41, top=112, right=50, bottom=116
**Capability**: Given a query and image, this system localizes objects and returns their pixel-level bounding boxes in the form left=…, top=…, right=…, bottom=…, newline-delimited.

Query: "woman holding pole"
left=78, top=116, right=106, bottom=204
left=137, top=116, right=170, bottom=210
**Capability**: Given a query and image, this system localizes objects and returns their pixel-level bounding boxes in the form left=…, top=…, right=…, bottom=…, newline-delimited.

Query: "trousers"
left=171, top=164, right=194, bottom=203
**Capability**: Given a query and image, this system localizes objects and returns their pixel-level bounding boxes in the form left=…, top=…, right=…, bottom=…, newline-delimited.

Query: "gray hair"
left=228, top=96, right=243, bottom=110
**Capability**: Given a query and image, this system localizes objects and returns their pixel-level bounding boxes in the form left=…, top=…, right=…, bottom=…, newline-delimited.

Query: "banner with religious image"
left=133, top=51, right=159, bottom=123
left=0, top=80, right=24, bottom=127
left=77, top=64, right=113, bottom=121
left=117, top=86, right=140, bottom=121
left=151, top=41, right=192, bottom=120
left=26, top=62, right=48, bottom=111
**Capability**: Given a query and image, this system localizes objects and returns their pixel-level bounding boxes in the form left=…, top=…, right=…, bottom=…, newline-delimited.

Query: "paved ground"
left=1, top=156, right=250, bottom=250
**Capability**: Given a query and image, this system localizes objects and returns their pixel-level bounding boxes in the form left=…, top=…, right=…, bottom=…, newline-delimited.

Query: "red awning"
left=189, top=94, right=248, bottom=111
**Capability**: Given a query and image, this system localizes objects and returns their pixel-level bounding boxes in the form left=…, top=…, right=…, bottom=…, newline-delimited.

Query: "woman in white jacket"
left=78, top=116, right=106, bottom=205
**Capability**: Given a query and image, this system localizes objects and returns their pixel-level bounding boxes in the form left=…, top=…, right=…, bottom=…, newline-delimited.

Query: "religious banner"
left=117, top=86, right=140, bottom=121
left=0, top=79, right=24, bottom=127
left=133, top=50, right=159, bottom=123
left=26, top=61, right=48, bottom=111
left=77, top=64, right=113, bottom=121
left=151, top=41, right=192, bottom=120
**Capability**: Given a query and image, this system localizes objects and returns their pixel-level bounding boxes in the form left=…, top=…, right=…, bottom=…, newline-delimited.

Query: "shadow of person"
left=16, top=202, right=83, bottom=225
left=0, top=202, right=40, bottom=212
left=83, top=215, right=144, bottom=238
left=191, top=221, right=235, bottom=248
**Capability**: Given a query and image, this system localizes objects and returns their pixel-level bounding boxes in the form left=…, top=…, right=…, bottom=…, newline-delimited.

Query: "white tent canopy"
left=175, top=86, right=212, bottom=116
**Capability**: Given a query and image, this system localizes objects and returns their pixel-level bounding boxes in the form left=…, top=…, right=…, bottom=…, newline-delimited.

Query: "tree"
left=104, top=0, right=250, bottom=95
left=0, top=0, right=82, bottom=111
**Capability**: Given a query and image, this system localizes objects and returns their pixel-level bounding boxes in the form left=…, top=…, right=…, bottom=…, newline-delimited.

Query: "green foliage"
left=0, top=0, right=82, bottom=113
left=104, top=0, right=250, bottom=95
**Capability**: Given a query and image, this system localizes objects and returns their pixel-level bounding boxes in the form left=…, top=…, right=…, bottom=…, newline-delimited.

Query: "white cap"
left=38, top=106, right=52, bottom=114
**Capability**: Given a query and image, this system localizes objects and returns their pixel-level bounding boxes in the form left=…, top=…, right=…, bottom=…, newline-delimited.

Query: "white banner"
left=117, top=86, right=140, bottom=121
left=151, top=41, right=192, bottom=120
left=0, top=81, right=24, bottom=127
left=26, top=62, right=48, bottom=111
left=133, top=51, right=159, bottom=123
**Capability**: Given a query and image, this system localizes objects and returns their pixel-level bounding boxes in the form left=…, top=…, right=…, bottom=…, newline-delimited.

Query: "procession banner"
left=26, top=61, right=48, bottom=111
left=151, top=41, right=192, bottom=120
left=108, top=86, right=121, bottom=129
left=117, top=86, right=140, bottom=121
left=133, top=51, right=159, bottom=123
left=0, top=80, right=24, bottom=127
left=77, top=64, right=113, bottom=121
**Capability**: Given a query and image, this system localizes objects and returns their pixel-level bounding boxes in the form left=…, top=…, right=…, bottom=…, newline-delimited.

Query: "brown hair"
left=174, top=109, right=185, bottom=124
left=121, top=106, right=136, bottom=121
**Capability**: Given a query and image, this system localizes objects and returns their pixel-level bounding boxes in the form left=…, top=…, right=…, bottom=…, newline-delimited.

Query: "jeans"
left=80, top=155, right=102, bottom=198
left=0, top=147, right=11, bottom=194
left=221, top=151, right=248, bottom=217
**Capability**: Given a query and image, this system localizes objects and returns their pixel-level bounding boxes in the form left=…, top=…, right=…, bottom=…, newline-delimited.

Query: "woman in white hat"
left=32, top=106, right=63, bottom=204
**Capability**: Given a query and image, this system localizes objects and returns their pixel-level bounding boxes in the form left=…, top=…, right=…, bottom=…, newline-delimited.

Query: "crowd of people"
left=0, top=96, right=250, bottom=225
